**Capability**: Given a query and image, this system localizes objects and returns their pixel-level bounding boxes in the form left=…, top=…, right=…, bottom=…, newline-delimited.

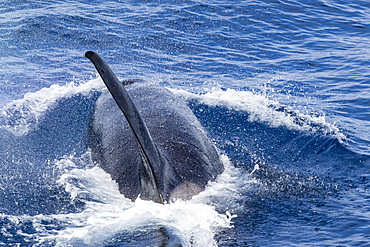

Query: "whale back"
left=88, top=82, right=224, bottom=201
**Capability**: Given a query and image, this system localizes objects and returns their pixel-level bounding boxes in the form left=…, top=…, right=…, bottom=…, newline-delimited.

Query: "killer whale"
left=85, top=51, right=224, bottom=203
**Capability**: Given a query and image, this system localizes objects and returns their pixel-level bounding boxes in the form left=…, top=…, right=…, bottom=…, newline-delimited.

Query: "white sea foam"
left=1, top=76, right=344, bottom=141
left=0, top=77, right=104, bottom=136
left=171, top=87, right=346, bottom=141
left=32, top=154, right=245, bottom=247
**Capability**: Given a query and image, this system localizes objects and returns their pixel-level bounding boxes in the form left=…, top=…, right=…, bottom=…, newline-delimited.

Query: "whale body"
left=86, top=51, right=224, bottom=203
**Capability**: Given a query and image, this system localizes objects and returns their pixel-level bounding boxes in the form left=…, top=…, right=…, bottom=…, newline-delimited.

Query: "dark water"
left=1, top=0, right=370, bottom=246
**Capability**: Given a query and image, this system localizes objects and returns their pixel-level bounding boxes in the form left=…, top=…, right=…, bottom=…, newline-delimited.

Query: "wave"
left=0, top=78, right=104, bottom=136
left=172, top=87, right=346, bottom=141
left=1, top=78, right=345, bottom=143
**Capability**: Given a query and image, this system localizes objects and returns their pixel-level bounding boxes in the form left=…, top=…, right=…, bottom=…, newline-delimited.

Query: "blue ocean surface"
left=1, top=0, right=370, bottom=246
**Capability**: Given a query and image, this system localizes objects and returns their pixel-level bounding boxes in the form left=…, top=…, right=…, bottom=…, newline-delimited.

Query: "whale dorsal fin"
left=85, top=51, right=164, bottom=204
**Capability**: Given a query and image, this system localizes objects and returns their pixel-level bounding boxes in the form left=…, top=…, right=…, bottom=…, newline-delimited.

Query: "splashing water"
left=28, top=154, right=245, bottom=247
left=171, top=88, right=346, bottom=141
left=0, top=78, right=104, bottom=136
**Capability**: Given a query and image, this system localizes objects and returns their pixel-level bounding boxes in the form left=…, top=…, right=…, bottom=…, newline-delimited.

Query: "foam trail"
left=171, top=88, right=346, bottom=141
left=34, top=155, right=246, bottom=247
left=1, top=78, right=344, bottom=140
left=0, top=77, right=104, bottom=136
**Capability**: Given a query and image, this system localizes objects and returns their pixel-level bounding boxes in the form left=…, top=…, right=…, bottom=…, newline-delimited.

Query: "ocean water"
left=1, top=0, right=369, bottom=246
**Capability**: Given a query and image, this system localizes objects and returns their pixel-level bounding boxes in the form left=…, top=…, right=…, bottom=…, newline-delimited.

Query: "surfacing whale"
left=85, top=51, right=224, bottom=204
